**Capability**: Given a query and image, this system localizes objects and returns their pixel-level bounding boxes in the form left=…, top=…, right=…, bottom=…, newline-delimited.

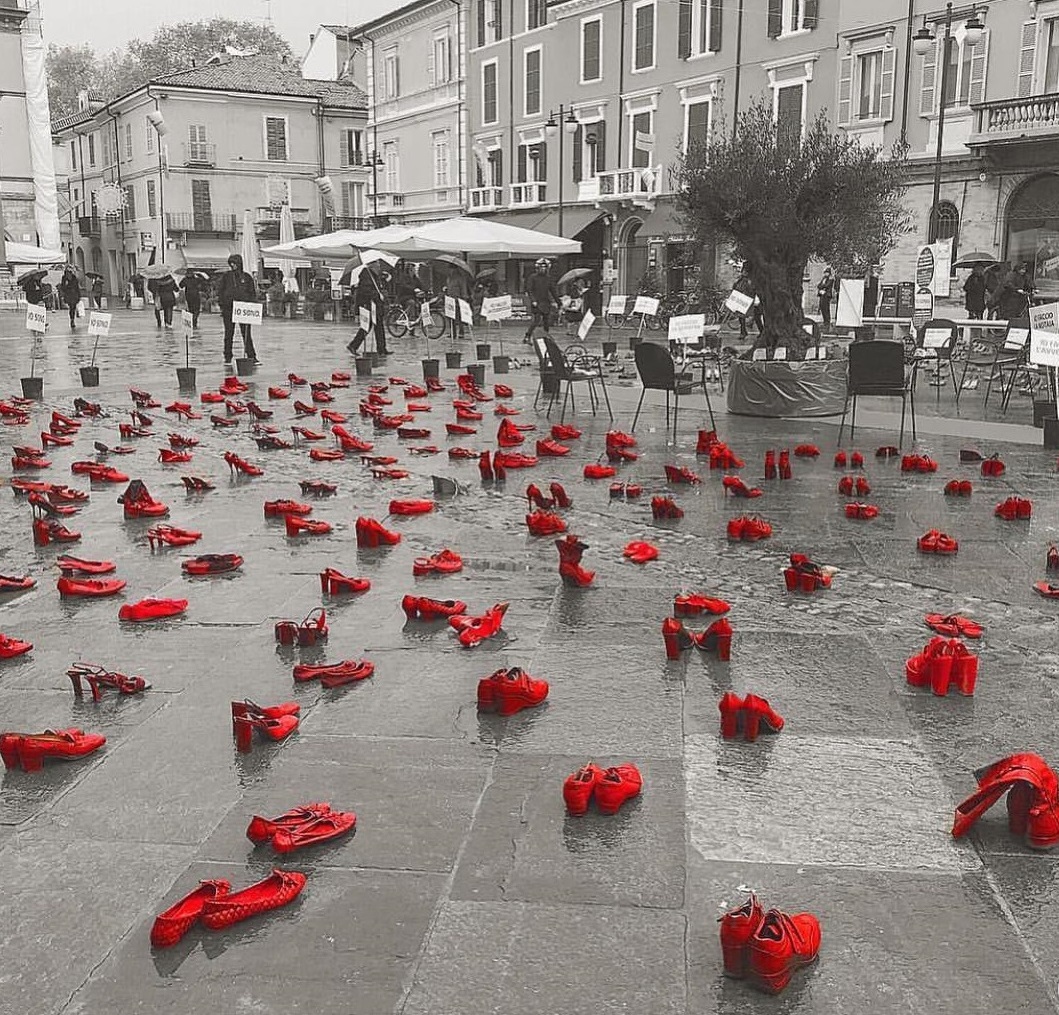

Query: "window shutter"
left=517, top=145, right=527, bottom=183
left=837, top=54, right=853, bottom=125
left=968, top=29, right=988, bottom=106
left=767, top=0, right=781, bottom=38
left=538, top=141, right=548, bottom=181
left=594, top=119, right=606, bottom=171
left=919, top=38, right=938, bottom=115
left=495, top=149, right=504, bottom=185
left=477, top=0, right=486, bottom=47
left=428, top=41, right=436, bottom=85
left=678, top=0, right=692, bottom=58
left=880, top=46, right=896, bottom=122
left=709, top=0, right=722, bottom=52
left=573, top=125, right=583, bottom=182
left=804, top=0, right=818, bottom=30
left=1017, top=20, right=1037, bottom=97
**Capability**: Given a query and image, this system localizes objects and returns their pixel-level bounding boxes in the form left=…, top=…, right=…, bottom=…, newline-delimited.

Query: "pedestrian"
left=733, top=262, right=763, bottom=339
left=963, top=265, right=987, bottom=319
left=524, top=258, right=560, bottom=344
left=346, top=264, right=388, bottom=356
left=217, top=253, right=259, bottom=365
left=816, top=267, right=835, bottom=327
left=59, top=267, right=81, bottom=329
left=156, top=273, right=178, bottom=329
left=446, top=267, right=472, bottom=338
left=20, top=274, right=43, bottom=306
left=180, top=271, right=203, bottom=329
left=146, top=277, right=162, bottom=327
left=988, top=263, right=1032, bottom=320
left=91, top=276, right=104, bottom=309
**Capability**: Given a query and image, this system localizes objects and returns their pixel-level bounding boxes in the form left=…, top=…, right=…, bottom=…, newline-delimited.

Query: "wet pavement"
left=1, top=307, right=1058, bottom=1013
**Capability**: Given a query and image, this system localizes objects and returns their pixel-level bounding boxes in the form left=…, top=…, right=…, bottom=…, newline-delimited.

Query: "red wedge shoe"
left=119, top=598, right=188, bottom=622
left=719, top=894, right=766, bottom=976
left=562, top=763, right=604, bottom=816
left=594, top=763, right=642, bottom=814
left=199, top=869, right=307, bottom=930
left=0, top=728, right=105, bottom=772
left=151, top=879, right=231, bottom=948
left=747, top=909, right=822, bottom=994
left=320, top=568, right=370, bottom=594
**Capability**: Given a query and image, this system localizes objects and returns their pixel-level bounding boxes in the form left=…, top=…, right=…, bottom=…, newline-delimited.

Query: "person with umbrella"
left=217, top=253, right=259, bottom=364
left=988, top=262, right=1032, bottom=320
left=58, top=267, right=82, bottom=329
left=963, top=265, right=987, bottom=319
left=524, top=258, right=560, bottom=344
left=346, top=262, right=389, bottom=357
left=155, top=272, right=179, bottom=329
left=180, top=271, right=205, bottom=329
left=19, top=271, right=44, bottom=306
left=444, top=263, right=472, bottom=339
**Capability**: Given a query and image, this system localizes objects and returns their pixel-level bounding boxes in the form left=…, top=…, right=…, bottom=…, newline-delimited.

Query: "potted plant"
left=176, top=312, right=196, bottom=390
left=21, top=339, right=43, bottom=400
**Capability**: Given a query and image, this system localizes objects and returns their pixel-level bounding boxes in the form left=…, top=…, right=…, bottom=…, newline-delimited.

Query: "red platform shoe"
left=719, top=894, right=766, bottom=977
left=57, top=576, right=126, bottom=597
left=722, top=476, right=762, bottom=498
left=355, top=516, right=401, bottom=547
left=320, top=568, right=370, bottom=594
left=200, top=869, right=306, bottom=929
left=594, top=763, right=642, bottom=814
left=182, top=553, right=243, bottom=576
left=67, top=662, right=148, bottom=700
left=119, top=598, right=188, bottom=622
left=151, top=880, right=231, bottom=948
left=741, top=694, right=784, bottom=740
left=147, top=525, right=201, bottom=549
left=118, top=480, right=169, bottom=519
left=526, top=510, right=567, bottom=536
left=557, top=535, right=594, bottom=586
left=953, top=754, right=1059, bottom=849
left=783, top=554, right=833, bottom=592
left=0, top=728, right=105, bottom=772
left=477, top=666, right=549, bottom=715
left=0, top=633, right=32, bottom=658
left=562, top=763, right=604, bottom=815
left=747, top=909, right=822, bottom=994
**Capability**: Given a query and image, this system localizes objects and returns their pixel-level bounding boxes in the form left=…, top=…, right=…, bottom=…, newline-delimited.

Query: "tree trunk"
left=751, top=256, right=811, bottom=357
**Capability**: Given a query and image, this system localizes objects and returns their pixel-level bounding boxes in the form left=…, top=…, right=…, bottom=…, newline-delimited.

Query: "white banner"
left=481, top=295, right=512, bottom=320
left=1030, top=302, right=1059, bottom=367
left=25, top=304, right=47, bottom=333
left=668, top=313, right=705, bottom=344
left=359, top=305, right=372, bottom=332
left=232, top=300, right=262, bottom=325
left=836, top=278, right=864, bottom=327
left=181, top=310, right=194, bottom=336
left=634, top=130, right=655, bottom=151
left=420, top=301, right=434, bottom=327
left=912, top=287, right=934, bottom=330
left=633, top=295, right=659, bottom=317
left=444, top=295, right=457, bottom=319
left=87, top=311, right=111, bottom=336
left=724, top=289, right=753, bottom=316
left=930, top=239, right=952, bottom=297
left=607, top=294, right=628, bottom=316
left=577, top=308, right=595, bottom=340
left=458, top=297, right=474, bottom=323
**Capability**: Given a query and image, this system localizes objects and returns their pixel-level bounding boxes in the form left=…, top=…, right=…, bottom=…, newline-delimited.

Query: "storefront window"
left=1007, top=174, right=1059, bottom=298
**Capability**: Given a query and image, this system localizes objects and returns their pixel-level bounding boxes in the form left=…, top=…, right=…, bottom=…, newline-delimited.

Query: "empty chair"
left=910, top=318, right=959, bottom=402
left=631, top=342, right=715, bottom=439
left=544, top=336, right=612, bottom=423
left=837, top=340, right=915, bottom=446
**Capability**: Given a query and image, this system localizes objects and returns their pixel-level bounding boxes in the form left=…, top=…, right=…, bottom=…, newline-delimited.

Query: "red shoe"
left=0, top=633, right=32, bottom=658
left=526, top=483, right=554, bottom=510
left=182, top=553, right=243, bottom=576
left=67, top=663, right=148, bottom=700
left=778, top=450, right=792, bottom=480
left=320, top=568, right=370, bottom=594
left=57, top=576, right=126, bottom=597
left=33, top=519, right=81, bottom=545
left=662, top=617, right=694, bottom=660
left=426, top=377, right=445, bottom=393
left=722, top=476, right=762, bottom=498
left=220, top=376, right=248, bottom=395
left=272, top=810, right=357, bottom=852
left=924, top=613, right=983, bottom=639
left=606, top=444, right=638, bottom=463
left=793, top=445, right=820, bottom=458
left=28, top=492, right=77, bottom=518
left=995, top=496, right=1032, bottom=520
left=147, top=525, right=202, bottom=549
left=719, top=894, right=766, bottom=976
left=200, top=392, right=224, bottom=404
left=497, top=419, right=524, bottom=447
left=551, top=424, right=582, bottom=441
left=917, top=529, right=958, bottom=554
left=450, top=602, right=508, bottom=647
left=0, top=574, right=34, bottom=592
left=493, top=452, right=537, bottom=469
left=675, top=593, right=730, bottom=617
left=536, top=438, right=570, bottom=457
left=526, top=510, right=567, bottom=536
left=309, top=448, right=345, bottom=462
left=71, top=462, right=128, bottom=482
left=981, top=454, right=1005, bottom=477
left=403, top=595, right=468, bottom=621
left=285, top=516, right=332, bottom=537
left=651, top=496, right=684, bottom=520
left=944, top=479, right=973, bottom=497
left=747, top=909, right=822, bottom=994
left=494, top=383, right=514, bottom=398
left=223, top=452, right=263, bottom=477
left=850, top=451, right=864, bottom=469
left=696, top=429, right=720, bottom=454
left=844, top=502, right=879, bottom=520
left=159, top=449, right=192, bottom=465
left=41, top=431, right=73, bottom=447
left=562, top=763, right=604, bottom=815
left=709, top=445, right=745, bottom=470
left=268, top=386, right=291, bottom=400
left=332, top=426, right=374, bottom=451
left=594, top=763, right=642, bottom=814
left=718, top=691, right=745, bottom=739
left=233, top=709, right=299, bottom=751
left=294, top=400, right=318, bottom=416
left=764, top=450, right=777, bottom=480
left=246, top=802, right=327, bottom=843
left=584, top=463, right=616, bottom=480
left=741, top=693, right=783, bottom=740
left=57, top=555, right=115, bottom=575
left=119, top=598, right=188, bottom=622
left=355, top=517, right=401, bottom=547
left=291, top=426, right=325, bottom=442
left=698, top=618, right=733, bottom=661
left=300, top=479, right=337, bottom=497
left=288, top=373, right=307, bottom=386
left=455, top=405, right=483, bottom=421
left=12, top=455, right=51, bottom=470
left=151, top=879, right=231, bottom=948
left=623, top=540, right=659, bottom=564
left=876, top=445, right=899, bottom=458
left=389, top=499, right=434, bottom=516
left=265, top=500, right=313, bottom=518
left=446, top=422, right=477, bottom=436
left=727, top=515, right=772, bottom=540
left=118, top=480, right=169, bottom=519
left=477, top=666, right=549, bottom=715
left=199, top=869, right=306, bottom=929
left=953, top=754, right=1059, bottom=849
left=664, top=464, right=700, bottom=484
left=547, top=482, right=571, bottom=509
left=0, top=728, right=104, bottom=772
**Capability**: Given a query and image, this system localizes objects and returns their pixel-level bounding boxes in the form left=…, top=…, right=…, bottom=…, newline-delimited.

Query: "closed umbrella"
left=558, top=267, right=593, bottom=287
left=17, top=268, right=48, bottom=283
left=953, top=251, right=999, bottom=269
left=241, top=208, right=259, bottom=276
left=277, top=204, right=299, bottom=293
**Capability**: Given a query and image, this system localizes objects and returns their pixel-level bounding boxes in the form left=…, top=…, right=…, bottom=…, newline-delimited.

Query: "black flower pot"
left=445, top=351, right=462, bottom=369
left=20, top=377, right=42, bottom=400
left=492, top=355, right=510, bottom=374
left=79, top=366, right=99, bottom=387
left=422, top=358, right=440, bottom=380
left=176, top=366, right=197, bottom=390
left=355, top=356, right=373, bottom=377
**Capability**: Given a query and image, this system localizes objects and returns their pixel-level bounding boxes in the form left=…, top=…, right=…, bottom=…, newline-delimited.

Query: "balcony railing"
left=470, top=186, right=503, bottom=210
left=971, top=93, right=1059, bottom=145
left=165, top=211, right=238, bottom=235
left=510, top=182, right=547, bottom=206
left=325, top=215, right=381, bottom=231
left=183, top=142, right=216, bottom=167
left=578, top=165, right=664, bottom=206
left=255, top=206, right=312, bottom=223
left=78, top=216, right=100, bottom=238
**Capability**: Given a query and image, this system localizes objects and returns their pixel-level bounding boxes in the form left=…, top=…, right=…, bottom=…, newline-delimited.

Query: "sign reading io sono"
left=1030, top=302, right=1059, bottom=367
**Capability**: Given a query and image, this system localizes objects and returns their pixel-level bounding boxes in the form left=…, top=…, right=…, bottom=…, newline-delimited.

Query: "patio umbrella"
left=432, top=254, right=473, bottom=276
left=338, top=249, right=399, bottom=287
left=241, top=208, right=259, bottom=276
left=363, top=216, right=580, bottom=259
left=276, top=204, right=299, bottom=293
left=558, top=267, right=593, bottom=287
left=4, top=240, right=64, bottom=265
left=953, top=251, right=999, bottom=269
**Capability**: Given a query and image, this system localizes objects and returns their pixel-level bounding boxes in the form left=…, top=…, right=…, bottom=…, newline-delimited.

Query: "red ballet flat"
left=151, top=879, right=231, bottom=948
left=182, top=554, right=243, bottom=576
left=57, top=577, right=126, bottom=597
left=199, top=869, right=306, bottom=929
left=57, top=555, right=114, bottom=575
left=389, top=499, right=434, bottom=516
left=118, top=598, right=188, bottom=622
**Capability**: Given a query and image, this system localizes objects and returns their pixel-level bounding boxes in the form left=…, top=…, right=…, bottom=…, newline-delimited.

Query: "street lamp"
left=544, top=106, right=579, bottom=236
left=368, top=150, right=384, bottom=224
left=914, top=4, right=985, bottom=243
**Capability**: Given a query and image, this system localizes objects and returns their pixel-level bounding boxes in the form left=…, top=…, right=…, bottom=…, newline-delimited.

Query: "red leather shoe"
left=310, top=448, right=345, bottom=462
left=549, top=482, right=571, bottom=508
left=68, top=663, right=148, bottom=700
left=494, top=383, right=513, bottom=398
left=210, top=415, right=240, bottom=428
left=477, top=666, right=549, bottom=715
left=0, top=728, right=105, bottom=772
left=526, top=483, right=555, bottom=510
left=300, top=479, right=337, bottom=497
left=57, top=555, right=115, bottom=575
left=332, top=426, right=374, bottom=451
left=182, top=553, right=243, bottom=576
left=722, top=476, right=762, bottom=498
left=551, top=424, right=582, bottom=441
left=320, top=568, right=370, bottom=594
left=355, top=517, right=401, bottom=547
left=159, top=448, right=192, bottom=465
left=291, top=659, right=374, bottom=685
left=451, top=602, right=509, bottom=647
left=594, top=763, right=642, bottom=814
left=793, top=444, right=819, bottom=458
left=119, top=480, right=169, bottom=519
left=698, top=618, right=733, bottom=661
left=403, top=595, right=468, bottom=621
left=272, top=810, right=357, bottom=852
left=623, top=540, right=659, bottom=564
left=291, top=426, right=325, bottom=442
left=563, top=763, right=604, bottom=815
left=747, top=909, right=821, bottom=994
left=778, top=450, right=791, bottom=480
left=455, top=405, right=483, bottom=421
left=557, top=535, right=594, bottom=586
left=675, top=593, right=730, bottom=617
left=147, top=525, right=202, bottom=549
left=953, top=754, right=1059, bottom=849
left=151, top=879, right=231, bottom=948
left=833, top=451, right=847, bottom=468
left=246, top=803, right=328, bottom=843
left=651, top=496, right=684, bottom=520
left=764, top=450, right=777, bottom=479
left=742, top=694, right=784, bottom=741
left=28, top=492, right=77, bottom=518
left=917, top=529, right=958, bottom=554
left=119, top=598, right=188, bottom=622
left=265, top=500, right=313, bottom=518
left=0, top=633, right=32, bottom=658
left=200, top=869, right=307, bottom=929
left=719, top=894, right=766, bottom=976
left=944, top=479, right=973, bottom=496
left=664, top=464, right=701, bottom=484
left=584, top=463, right=616, bottom=480
left=981, top=454, right=1006, bottom=477
left=850, top=451, right=864, bottom=469
left=718, top=692, right=745, bottom=739
left=493, top=452, right=537, bottom=469
left=57, top=576, right=126, bottom=597
left=71, top=462, right=128, bottom=483
left=496, top=419, right=524, bottom=446
left=33, top=519, right=81, bottom=546
left=446, top=422, right=477, bottom=436
left=12, top=455, right=51, bottom=470
left=478, top=451, right=494, bottom=481
left=389, top=499, right=434, bottom=516
left=526, top=510, right=567, bottom=536
left=995, top=496, right=1032, bottom=520
left=662, top=617, right=693, bottom=660
left=0, top=575, right=35, bottom=592
left=224, top=452, right=263, bottom=477
left=924, top=613, right=983, bottom=639
left=41, top=431, right=73, bottom=447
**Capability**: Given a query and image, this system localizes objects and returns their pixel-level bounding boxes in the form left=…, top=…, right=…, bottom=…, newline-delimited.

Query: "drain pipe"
left=899, top=0, right=915, bottom=143
left=732, top=0, right=745, bottom=139
left=446, top=0, right=464, bottom=212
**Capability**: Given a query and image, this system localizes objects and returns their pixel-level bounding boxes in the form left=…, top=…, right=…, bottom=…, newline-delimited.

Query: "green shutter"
left=594, top=119, right=606, bottom=172
left=880, top=47, right=896, bottom=122
left=678, top=0, right=691, bottom=58
left=573, top=125, right=583, bottom=182
left=1017, top=20, right=1038, bottom=97
left=968, top=29, right=988, bottom=106
left=837, top=54, right=853, bottom=125
left=767, top=0, right=781, bottom=38
left=920, top=38, right=937, bottom=115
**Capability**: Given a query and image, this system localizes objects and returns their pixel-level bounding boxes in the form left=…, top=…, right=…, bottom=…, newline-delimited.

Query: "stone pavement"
left=0, top=307, right=1058, bottom=1014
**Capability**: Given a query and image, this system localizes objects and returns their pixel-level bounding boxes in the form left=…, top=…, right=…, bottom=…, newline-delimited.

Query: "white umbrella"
left=338, top=249, right=400, bottom=287
left=262, top=225, right=413, bottom=262
left=363, top=217, right=581, bottom=259
left=241, top=208, right=259, bottom=275
left=276, top=204, right=299, bottom=293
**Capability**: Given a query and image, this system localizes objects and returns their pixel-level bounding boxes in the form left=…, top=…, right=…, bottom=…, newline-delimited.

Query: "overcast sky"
left=40, top=0, right=406, bottom=54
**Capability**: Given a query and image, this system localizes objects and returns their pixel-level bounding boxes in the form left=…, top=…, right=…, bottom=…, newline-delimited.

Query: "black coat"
left=217, top=269, right=257, bottom=309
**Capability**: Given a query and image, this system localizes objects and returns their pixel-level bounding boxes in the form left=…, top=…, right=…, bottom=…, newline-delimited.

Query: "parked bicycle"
left=384, top=290, right=447, bottom=340
left=603, top=293, right=664, bottom=331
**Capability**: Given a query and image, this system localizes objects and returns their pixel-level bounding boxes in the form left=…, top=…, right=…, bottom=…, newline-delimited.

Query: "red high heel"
left=147, top=525, right=201, bottom=548
left=118, top=598, right=188, bottom=622
left=662, top=617, right=694, bottom=660
left=33, top=519, right=82, bottom=546
left=0, top=728, right=105, bottom=772
left=664, top=464, right=701, bottom=484
left=699, top=617, right=733, bottom=660
left=727, top=515, right=772, bottom=540
left=223, top=452, right=263, bottom=476
left=764, top=450, right=777, bottom=479
left=526, top=483, right=555, bottom=510
left=718, top=692, right=744, bottom=739
left=526, top=510, right=567, bottom=536
left=285, top=516, right=333, bottom=537
left=741, top=694, right=784, bottom=741
left=274, top=608, right=328, bottom=646
left=651, top=496, right=684, bottom=519
left=723, top=476, right=763, bottom=498
left=549, top=482, right=571, bottom=508
left=402, top=596, right=468, bottom=621
left=320, top=568, right=370, bottom=594
left=450, top=602, right=508, bottom=647
left=747, top=909, right=821, bottom=994
left=953, top=754, right=1059, bottom=849
left=68, top=662, right=149, bottom=701
left=355, top=516, right=401, bottom=547
left=233, top=712, right=299, bottom=752
left=777, top=450, right=791, bottom=480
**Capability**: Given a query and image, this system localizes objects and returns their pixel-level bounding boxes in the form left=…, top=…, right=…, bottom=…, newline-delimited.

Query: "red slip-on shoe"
left=265, top=500, right=313, bottom=518
left=455, top=405, right=483, bottom=420
left=56, top=555, right=115, bottom=575
left=526, top=510, right=567, bottom=537
left=389, top=499, right=435, bottom=516
left=200, top=869, right=307, bottom=930
left=0, top=633, right=33, bottom=658
left=623, top=540, right=659, bottom=564
left=319, top=660, right=375, bottom=689
left=494, top=383, right=514, bottom=398
left=981, top=454, right=1006, bottom=477
left=57, top=577, right=126, bottom=597
left=182, top=554, right=243, bottom=576
left=0, top=575, right=35, bottom=592
left=492, top=666, right=549, bottom=715
left=675, top=593, right=730, bottom=617
left=119, top=598, right=188, bottom=622
left=536, top=438, right=570, bottom=457
left=320, top=568, right=370, bottom=594
left=793, top=444, right=820, bottom=458
left=271, top=810, right=357, bottom=852
left=594, top=763, right=642, bottom=815
left=493, top=452, right=538, bottom=469
left=844, top=502, right=879, bottom=520
left=718, top=692, right=745, bottom=739
left=747, top=909, right=821, bottom=995
left=719, top=894, right=766, bottom=977
left=562, top=763, right=604, bottom=816
left=0, top=728, right=105, bottom=772
left=584, top=463, right=617, bottom=480
left=446, top=422, right=477, bottom=436
left=741, top=694, right=784, bottom=741
left=722, top=476, right=763, bottom=498
left=151, top=879, right=231, bottom=948
left=246, top=803, right=329, bottom=844
left=551, top=424, right=582, bottom=441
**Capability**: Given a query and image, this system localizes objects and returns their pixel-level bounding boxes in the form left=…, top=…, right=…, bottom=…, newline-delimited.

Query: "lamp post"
left=369, top=150, right=384, bottom=225
left=913, top=4, right=984, bottom=243
left=146, top=109, right=168, bottom=260
left=544, top=106, right=579, bottom=236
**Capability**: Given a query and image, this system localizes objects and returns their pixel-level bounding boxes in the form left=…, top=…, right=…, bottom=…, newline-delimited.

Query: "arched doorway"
left=74, top=247, right=85, bottom=272
left=929, top=201, right=959, bottom=275
left=617, top=217, right=646, bottom=294
left=1006, top=173, right=1059, bottom=298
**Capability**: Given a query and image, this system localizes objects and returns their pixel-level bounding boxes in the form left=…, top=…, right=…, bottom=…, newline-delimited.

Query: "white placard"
left=773, top=347, right=788, bottom=361
left=751, top=348, right=768, bottom=361
left=232, top=300, right=262, bottom=325
left=481, top=295, right=512, bottom=320
left=923, top=327, right=951, bottom=350
left=633, top=295, right=660, bottom=317
left=804, top=347, right=819, bottom=360
left=668, top=313, right=705, bottom=344
left=25, top=304, right=47, bottom=333
left=458, top=298, right=473, bottom=322
left=577, top=308, right=595, bottom=340
left=930, top=239, right=952, bottom=297
left=836, top=278, right=864, bottom=328
left=607, top=294, right=628, bottom=316
left=724, top=289, right=754, bottom=316
left=87, top=311, right=112, bottom=336
left=444, top=296, right=457, bottom=319
left=181, top=310, right=194, bottom=336
left=359, top=305, right=372, bottom=332
left=1030, top=302, right=1059, bottom=367
left=420, top=302, right=434, bottom=327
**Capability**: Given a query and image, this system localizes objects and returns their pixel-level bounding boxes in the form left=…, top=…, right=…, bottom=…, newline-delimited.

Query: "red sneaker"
left=594, top=763, right=642, bottom=814
left=719, top=894, right=766, bottom=976
left=747, top=909, right=822, bottom=994
left=199, top=869, right=307, bottom=930
left=563, top=763, right=604, bottom=815
left=551, top=424, right=582, bottom=441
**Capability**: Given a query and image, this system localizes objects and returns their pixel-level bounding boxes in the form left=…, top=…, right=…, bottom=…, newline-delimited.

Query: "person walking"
left=963, top=266, right=987, bottom=319
left=156, top=273, right=179, bottom=329
left=146, top=277, right=163, bottom=327
left=90, top=276, right=104, bottom=309
left=59, top=268, right=81, bottom=329
left=733, top=262, right=763, bottom=339
left=446, top=267, right=472, bottom=339
left=524, top=259, right=559, bottom=344
left=217, top=254, right=259, bottom=364
left=987, top=263, right=1031, bottom=321
left=20, top=274, right=43, bottom=306
left=816, top=267, right=835, bottom=327
left=180, top=271, right=204, bottom=329
left=346, top=264, right=388, bottom=356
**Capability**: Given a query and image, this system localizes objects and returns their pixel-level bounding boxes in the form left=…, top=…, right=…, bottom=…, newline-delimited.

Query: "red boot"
left=594, top=763, right=642, bottom=814
left=747, top=909, right=822, bottom=994
left=719, top=893, right=765, bottom=976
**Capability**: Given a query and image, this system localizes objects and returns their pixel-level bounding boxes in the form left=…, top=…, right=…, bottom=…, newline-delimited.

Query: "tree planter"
left=79, top=366, right=100, bottom=387
left=493, top=355, right=510, bottom=374
left=1045, top=416, right=1059, bottom=449
left=476, top=343, right=492, bottom=360
left=445, top=351, right=462, bottom=369
left=422, top=358, right=440, bottom=380
left=20, top=377, right=43, bottom=400
left=468, top=363, right=486, bottom=388
left=1033, top=399, right=1057, bottom=428
left=176, top=367, right=197, bottom=390
left=236, top=357, right=256, bottom=376
left=355, top=356, right=373, bottom=377
left=602, top=341, right=618, bottom=357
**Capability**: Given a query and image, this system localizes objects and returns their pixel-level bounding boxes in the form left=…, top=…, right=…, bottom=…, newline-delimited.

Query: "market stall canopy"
left=4, top=240, right=64, bottom=265
left=262, top=225, right=411, bottom=262
left=359, top=217, right=581, bottom=259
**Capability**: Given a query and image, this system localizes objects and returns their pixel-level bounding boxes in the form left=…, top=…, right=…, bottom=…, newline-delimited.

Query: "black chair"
left=532, top=336, right=560, bottom=411
left=910, top=318, right=959, bottom=402
left=544, top=336, right=612, bottom=423
left=837, top=340, right=915, bottom=446
left=955, top=317, right=1030, bottom=408
left=631, top=342, right=715, bottom=439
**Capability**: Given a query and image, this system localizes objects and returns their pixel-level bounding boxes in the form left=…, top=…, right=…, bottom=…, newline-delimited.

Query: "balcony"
left=165, top=211, right=238, bottom=236
left=326, top=215, right=387, bottom=231
left=256, top=206, right=312, bottom=224
left=970, top=94, right=1059, bottom=152
left=183, top=142, right=216, bottom=167
left=255, top=206, right=315, bottom=241
left=470, top=186, right=503, bottom=211
left=78, top=216, right=100, bottom=238
left=510, top=182, right=547, bottom=206
left=578, top=165, right=664, bottom=207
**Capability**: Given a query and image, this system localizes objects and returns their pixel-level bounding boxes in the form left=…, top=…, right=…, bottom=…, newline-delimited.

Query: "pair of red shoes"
left=150, top=870, right=307, bottom=947
left=476, top=666, right=549, bottom=715
left=301, top=479, right=337, bottom=497
left=837, top=475, right=870, bottom=496
left=58, top=576, right=126, bottom=597
left=649, top=496, right=683, bottom=520
left=247, top=802, right=356, bottom=853
left=793, top=444, right=819, bottom=458
left=526, top=482, right=571, bottom=509
left=1, top=727, right=104, bottom=772
left=265, top=500, right=312, bottom=517
left=783, top=554, right=832, bottom=592
left=664, top=464, right=700, bottom=484
left=118, top=598, right=188, bottom=622
left=763, top=450, right=791, bottom=480
left=610, top=482, right=643, bottom=500
left=925, top=612, right=983, bottom=638
left=944, top=479, right=973, bottom=497
left=606, top=433, right=637, bottom=463
left=906, top=637, right=978, bottom=695
left=562, top=762, right=642, bottom=815
left=981, top=454, right=1006, bottom=477
left=662, top=616, right=732, bottom=661
left=834, top=450, right=864, bottom=469
left=953, top=753, right=1059, bottom=849
left=844, top=502, right=878, bottom=520
left=718, top=693, right=784, bottom=740
left=450, top=602, right=509, bottom=647
left=33, top=518, right=81, bottom=546
left=182, top=553, right=243, bottom=575
left=494, top=451, right=538, bottom=469
left=413, top=549, right=463, bottom=576
left=402, top=595, right=467, bottom=621
left=557, top=535, right=594, bottom=586
left=995, top=496, right=1032, bottom=520
left=706, top=443, right=744, bottom=470
left=355, top=516, right=401, bottom=547
left=901, top=454, right=937, bottom=473
left=526, top=510, right=566, bottom=536
left=720, top=894, right=821, bottom=994
left=232, top=699, right=299, bottom=751
left=274, top=609, right=328, bottom=646
left=292, top=660, right=374, bottom=686
left=727, top=515, right=771, bottom=540
left=58, top=557, right=114, bottom=576
left=72, top=462, right=127, bottom=483
left=722, top=476, right=762, bottom=499
left=623, top=541, right=658, bottom=564
left=918, top=529, right=958, bottom=554
left=497, top=418, right=524, bottom=447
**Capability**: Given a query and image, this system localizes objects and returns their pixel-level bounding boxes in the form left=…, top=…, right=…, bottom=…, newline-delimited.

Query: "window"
left=489, top=149, right=504, bottom=186
left=775, top=82, right=805, bottom=152
left=384, top=141, right=400, bottom=192
left=524, top=47, right=542, bottom=116
left=433, top=131, right=451, bottom=187
left=573, top=120, right=606, bottom=180
left=527, top=0, right=546, bottom=31
left=941, top=35, right=974, bottom=108
left=383, top=48, right=400, bottom=99
left=679, top=0, right=722, bottom=58
left=684, top=99, right=711, bottom=151
left=100, top=130, right=113, bottom=168
left=264, top=116, right=288, bottom=161
left=919, top=26, right=988, bottom=114
left=476, top=0, right=502, bottom=47
left=70, top=141, right=77, bottom=171
left=124, top=184, right=136, bottom=221
left=1046, top=20, right=1059, bottom=93
left=145, top=118, right=155, bottom=155
left=858, top=51, right=883, bottom=120
left=630, top=110, right=653, bottom=168
left=146, top=178, right=157, bottom=218
left=432, top=31, right=452, bottom=84
left=581, top=17, right=602, bottom=82
left=191, top=179, right=212, bottom=230
left=930, top=202, right=959, bottom=264
left=341, top=180, right=366, bottom=217
left=188, top=124, right=209, bottom=163
left=517, top=141, right=547, bottom=182
left=839, top=47, right=896, bottom=125
left=87, top=133, right=96, bottom=167
left=73, top=186, right=80, bottom=213
left=341, top=128, right=363, bottom=167
left=768, top=0, right=818, bottom=38
left=633, top=2, right=656, bottom=72
left=482, top=60, right=499, bottom=124
left=124, top=123, right=133, bottom=160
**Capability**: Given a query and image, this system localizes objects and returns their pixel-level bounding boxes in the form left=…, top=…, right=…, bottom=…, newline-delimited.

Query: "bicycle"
left=603, top=294, right=663, bottom=331
left=384, top=291, right=446, bottom=340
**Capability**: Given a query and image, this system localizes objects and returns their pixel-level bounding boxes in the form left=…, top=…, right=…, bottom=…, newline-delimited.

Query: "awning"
left=634, top=201, right=689, bottom=241
left=480, top=207, right=603, bottom=240
left=176, top=240, right=239, bottom=271
left=263, top=257, right=312, bottom=270
left=4, top=240, right=65, bottom=265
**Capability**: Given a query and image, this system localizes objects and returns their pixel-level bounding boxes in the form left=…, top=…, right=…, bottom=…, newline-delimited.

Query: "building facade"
left=0, top=0, right=34, bottom=255
left=51, top=53, right=367, bottom=295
